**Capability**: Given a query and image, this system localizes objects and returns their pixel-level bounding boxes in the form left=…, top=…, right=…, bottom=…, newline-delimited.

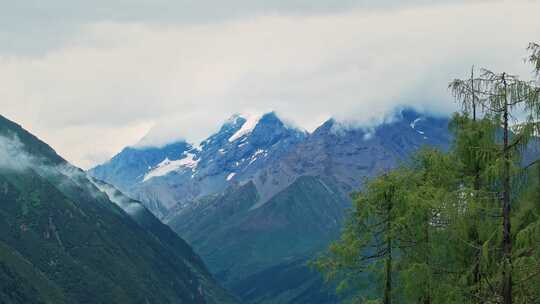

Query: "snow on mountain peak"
left=228, top=114, right=262, bottom=142
left=410, top=117, right=423, bottom=129
left=410, top=117, right=428, bottom=137
left=142, top=153, right=199, bottom=182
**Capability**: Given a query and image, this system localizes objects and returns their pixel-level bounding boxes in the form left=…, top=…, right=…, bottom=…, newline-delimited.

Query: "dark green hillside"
left=231, top=258, right=339, bottom=304
left=0, top=115, right=237, bottom=304
left=169, top=175, right=348, bottom=303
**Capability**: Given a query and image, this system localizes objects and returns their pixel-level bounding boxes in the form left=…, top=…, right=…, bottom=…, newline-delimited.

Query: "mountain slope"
left=89, top=108, right=452, bottom=303
left=249, top=109, right=452, bottom=201
left=166, top=109, right=452, bottom=303
left=168, top=176, right=347, bottom=303
left=0, top=114, right=237, bottom=304
left=169, top=176, right=347, bottom=283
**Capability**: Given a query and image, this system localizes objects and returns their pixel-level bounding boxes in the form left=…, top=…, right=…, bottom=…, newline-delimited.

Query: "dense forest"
left=315, top=42, right=540, bottom=303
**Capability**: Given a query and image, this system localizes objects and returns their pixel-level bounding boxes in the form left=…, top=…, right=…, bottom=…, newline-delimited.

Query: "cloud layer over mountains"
left=2, top=0, right=539, bottom=168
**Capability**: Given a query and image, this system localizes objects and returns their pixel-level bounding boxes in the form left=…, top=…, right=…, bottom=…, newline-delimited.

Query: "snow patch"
left=143, top=153, right=199, bottom=182
left=411, top=118, right=427, bottom=136
left=248, top=149, right=266, bottom=165
left=228, top=114, right=262, bottom=142
left=226, top=172, right=236, bottom=181
left=363, top=129, right=375, bottom=140
left=191, top=144, right=202, bottom=152
left=253, top=149, right=265, bottom=157
left=410, top=117, right=423, bottom=129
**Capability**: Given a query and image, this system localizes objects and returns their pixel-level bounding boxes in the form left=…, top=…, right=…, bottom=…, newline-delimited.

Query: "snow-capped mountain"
left=89, top=111, right=307, bottom=218
left=88, top=108, right=452, bottom=303
left=262, top=108, right=451, bottom=195
left=90, top=141, right=192, bottom=192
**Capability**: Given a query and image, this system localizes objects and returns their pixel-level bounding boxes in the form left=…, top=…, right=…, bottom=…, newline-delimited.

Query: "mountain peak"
left=259, top=111, right=279, bottom=121
left=228, top=113, right=263, bottom=142
left=313, top=108, right=429, bottom=134
left=396, top=107, right=424, bottom=122
left=222, top=114, right=246, bottom=129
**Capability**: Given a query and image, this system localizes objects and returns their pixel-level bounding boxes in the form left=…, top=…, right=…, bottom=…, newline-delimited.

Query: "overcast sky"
left=2, top=0, right=540, bottom=169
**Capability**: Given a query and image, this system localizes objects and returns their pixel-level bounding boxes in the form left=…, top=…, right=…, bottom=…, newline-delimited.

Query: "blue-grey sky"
left=2, top=0, right=539, bottom=168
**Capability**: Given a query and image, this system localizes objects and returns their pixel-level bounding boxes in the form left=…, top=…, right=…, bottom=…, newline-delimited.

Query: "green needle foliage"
left=314, top=169, right=411, bottom=304
left=528, top=42, right=540, bottom=75
left=450, top=66, right=540, bottom=304
left=316, top=42, right=540, bottom=304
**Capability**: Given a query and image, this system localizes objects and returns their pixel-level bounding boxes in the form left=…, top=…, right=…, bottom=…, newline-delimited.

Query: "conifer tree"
left=317, top=43, right=540, bottom=304
left=315, top=149, right=458, bottom=303
left=449, top=68, right=500, bottom=303
left=314, top=170, right=411, bottom=303
left=512, top=163, right=540, bottom=303
left=450, top=68, right=540, bottom=304
left=398, top=149, right=458, bottom=304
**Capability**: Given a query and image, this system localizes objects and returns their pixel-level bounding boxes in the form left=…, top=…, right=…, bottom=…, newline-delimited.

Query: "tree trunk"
left=501, top=73, right=513, bottom=304
left=471, top=71, right=484, bottom=303
left=424, top=213, right=432, bottom=304
left=383, top=237, right=392, bottom=304
left=472, top=67, right=477, bottom=122
left=383, top=188, right=393, bottom=304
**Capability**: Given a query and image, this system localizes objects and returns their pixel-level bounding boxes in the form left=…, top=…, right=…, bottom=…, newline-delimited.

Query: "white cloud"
left=0, top=0, right=490, bottom=55
left=0, top=135, right=37, bottom=172
left=1, top=0, right=539, bottom=169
